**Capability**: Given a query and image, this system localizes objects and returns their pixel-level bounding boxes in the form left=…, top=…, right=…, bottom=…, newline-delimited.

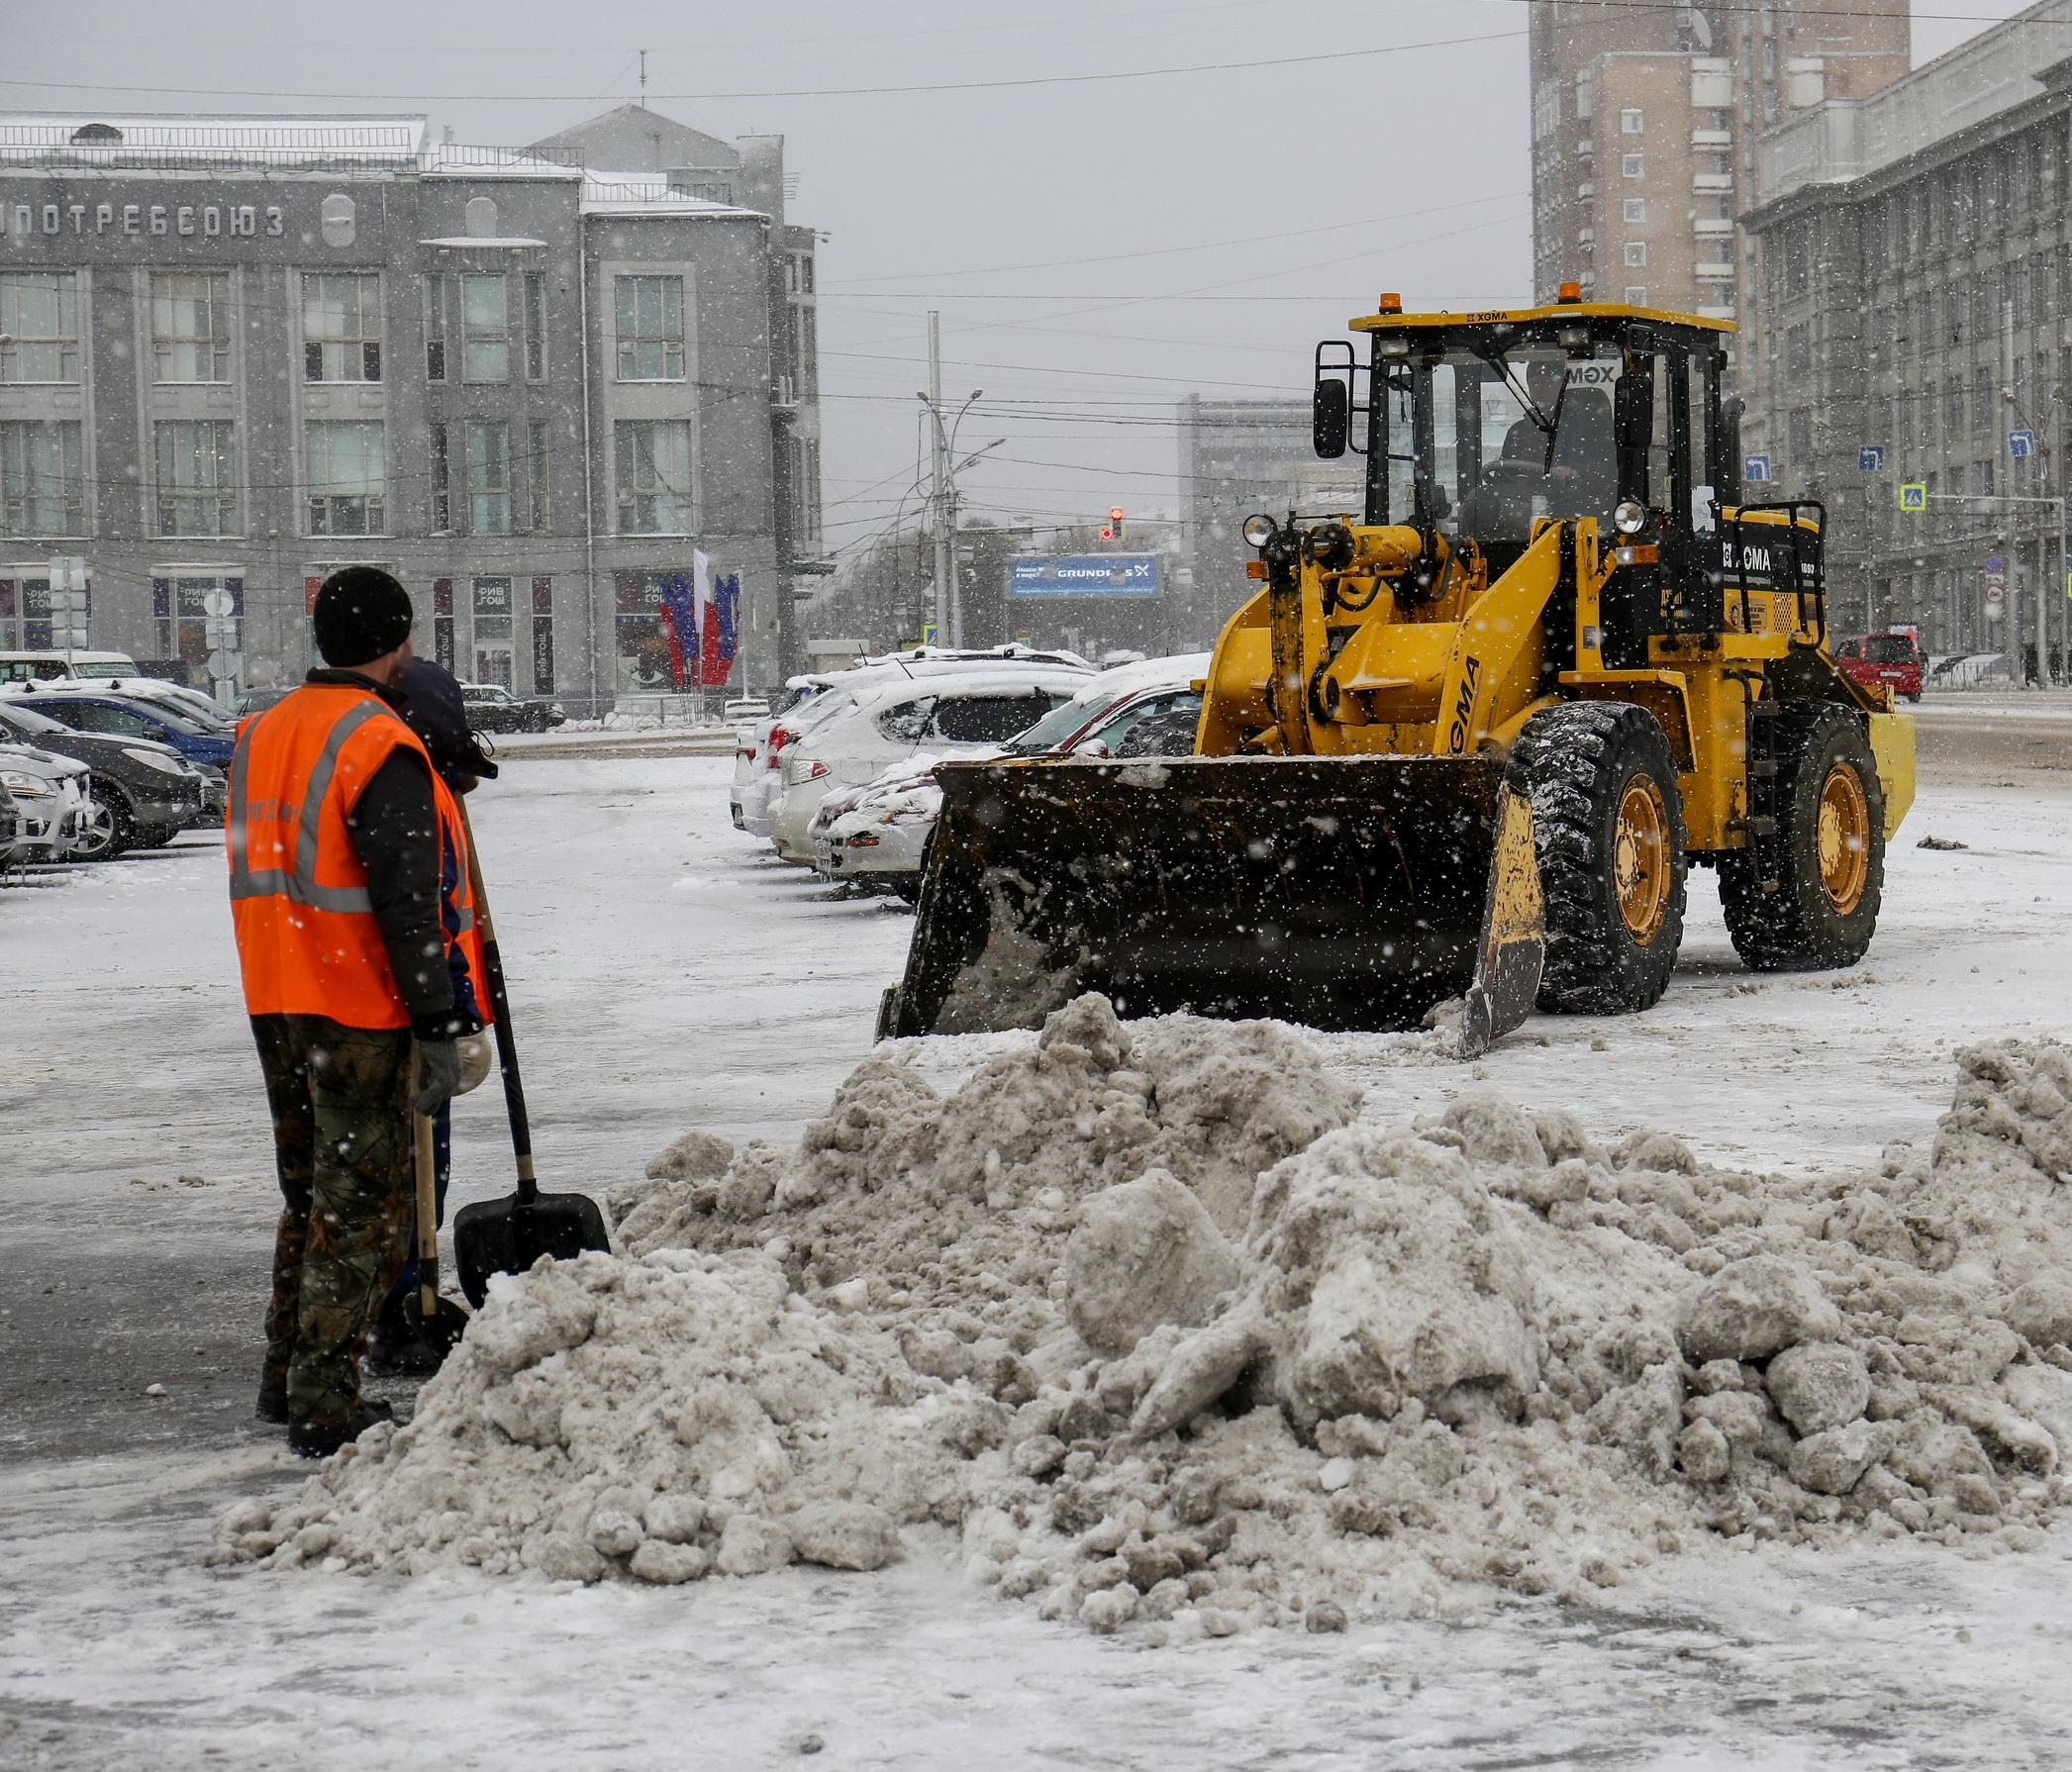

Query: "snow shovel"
left=388, top=1050, right=471, bottom=1365
left=450, top=807, right=611, bottom=1308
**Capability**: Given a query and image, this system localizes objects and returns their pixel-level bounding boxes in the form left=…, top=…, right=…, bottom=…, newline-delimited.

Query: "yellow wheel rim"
left=1818, top=761, right=1870, bottom=916
left=1614, top=776, right=1671, bottom=945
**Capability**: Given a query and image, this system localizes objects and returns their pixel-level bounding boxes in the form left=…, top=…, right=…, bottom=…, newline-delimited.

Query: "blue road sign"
left=1744, top=453, right=1773, bottom=483
left=1859, top=446, right=1886, bottom=472
left=2010, top=429, right=2037, bottom=459
left=1986, top=552, right=2007, bottom=575
left=1898, top=483, right=1928, bottom=512
left=1008, top=554, right=1160, bottom=598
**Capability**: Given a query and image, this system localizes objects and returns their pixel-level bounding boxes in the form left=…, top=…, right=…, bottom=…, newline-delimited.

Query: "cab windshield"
left=1380, top=345, right=1626, bottom=548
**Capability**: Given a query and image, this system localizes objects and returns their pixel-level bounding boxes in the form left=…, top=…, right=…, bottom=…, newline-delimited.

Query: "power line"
left=0, top=28, right=1527, bottom=104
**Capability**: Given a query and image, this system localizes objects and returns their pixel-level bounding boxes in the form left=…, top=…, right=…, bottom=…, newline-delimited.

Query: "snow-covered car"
left=808, top=654, right=1211, bottom=894
left=461, top=681, right=566, bottom=733
left=0, top=742, right=94, bottom=861
left=736, top=647, right=1089, bottom=839
left=6, top=674, right=235, bottom=735
left=767, top=662, right=1093, bottom=863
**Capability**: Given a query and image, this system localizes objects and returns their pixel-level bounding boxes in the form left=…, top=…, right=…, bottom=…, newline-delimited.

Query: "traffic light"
left=1110, top=506, right=1126, bottom=542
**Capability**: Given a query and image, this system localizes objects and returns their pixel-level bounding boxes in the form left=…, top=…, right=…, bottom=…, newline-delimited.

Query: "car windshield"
left=106, top=699, right=206, bottom=736
left=0, top=702, right=69, bottom=737
left=1000, top=692, right=1121, bottom=756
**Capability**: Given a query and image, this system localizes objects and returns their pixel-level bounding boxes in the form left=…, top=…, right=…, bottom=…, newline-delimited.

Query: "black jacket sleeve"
left=346, top=747, right=462, bottom=1037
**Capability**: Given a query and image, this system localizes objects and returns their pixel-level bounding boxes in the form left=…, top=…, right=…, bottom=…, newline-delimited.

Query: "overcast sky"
left=1, top=1, right=2042, bottom=561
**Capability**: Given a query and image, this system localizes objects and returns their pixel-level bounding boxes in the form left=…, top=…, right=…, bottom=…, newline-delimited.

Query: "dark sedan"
left=0, top=698, right=204, bottom=857
left=461, top=682, right=566, bottom=733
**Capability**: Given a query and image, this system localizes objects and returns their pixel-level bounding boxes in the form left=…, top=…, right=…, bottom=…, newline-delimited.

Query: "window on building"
left=1620, top=108, right=1643, bottom=134
left=156, top=575, right=244, bottom=687
left=432, top=577, right=455, bottom=672
left=1624, top=285, right=1647, bottom=305
left=1622, top=153, right=1643, bottom=178
left=150, top=272, right=232, bottom=383
left=1946, top=287, right=1964, bottom=345
left=425, top=275, right=446, bottom=381
left=614, top=420, right=694, bottom=533
left=614, top=571, right=672, bottom=691
left=466, top=420, right=511, bottom=535
left=430, top=424, right=451, bottom=533
left=1621, top=198, right=1646, bottom=225
left=1975, top=365, right=1996, bottom=437
left=2011, top=259, right=2027, bottom=330
left=471, top=577, right=514, bottom=688
left=462, top=273, right=510, bottom=382
left=1976, top=459, right=1996, bottom=497
left=0, top=420, right=84, bottom=535
left=1624, top=242, right=1647, bottom=267
left=305, top=421, right=386, bottom=535
left=528, top=421, right=548, bottom=532
left=614, top=275, right=686, bottom=380
left=0, top=272, right=81, bottom=383
left=1788, top=408, right=1813, bottom=462
left=2037, top=252, right=2056, bottom=326
left=523, top=272, right=546, bottom=381
left=1944, top=377, right=1964, bottom=440
left=302, top=273, right=381, bottom=382
left=153, top=421, right=238, bottom=537
left=1787, top=324, right=1811, bottom=375
left=531, top=576, right=554, bottom=694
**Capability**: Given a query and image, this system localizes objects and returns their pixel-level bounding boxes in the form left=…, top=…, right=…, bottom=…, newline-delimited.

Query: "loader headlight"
left=1241, top=514, right=1278, bottom=549
left=1613, top=499, right=1648, bottom=536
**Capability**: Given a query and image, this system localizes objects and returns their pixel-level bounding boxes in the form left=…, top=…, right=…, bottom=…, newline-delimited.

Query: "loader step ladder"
left=1741, top=691, right=1784, bottom=895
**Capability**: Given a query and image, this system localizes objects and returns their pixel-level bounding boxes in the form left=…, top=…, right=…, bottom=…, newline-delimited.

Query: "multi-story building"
left=0, top=106, right=821, bottom=707
left=1529, top=1, right=1909, bottom=333
left=1742, top=2, right=2072, bottom=659
left=1178, top=396, right=1361, bottom=644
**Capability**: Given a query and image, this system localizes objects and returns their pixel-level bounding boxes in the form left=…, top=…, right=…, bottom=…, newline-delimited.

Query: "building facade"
left=1743, top=3, right=2072, bottom=658
left=1529, top=1, right=1909, bottom=331
left=1178, top=396, right=1361, bottom=645
left=0, top=108, right=821, bottom=706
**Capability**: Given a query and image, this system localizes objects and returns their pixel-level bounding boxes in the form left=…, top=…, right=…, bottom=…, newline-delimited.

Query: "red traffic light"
left=1109, top=507, right=1125, bottom=522
left=1099, top=526, right=1115, bottom=541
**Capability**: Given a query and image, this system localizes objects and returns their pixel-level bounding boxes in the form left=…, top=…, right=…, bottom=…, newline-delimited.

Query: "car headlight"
left=1241, top=513, right=1278, bottom=548
left=1, top=772, right=51, bottom=797
left=1613, top=499, right=1649, bottom=536
left=121, top=746, right=187, bottom=775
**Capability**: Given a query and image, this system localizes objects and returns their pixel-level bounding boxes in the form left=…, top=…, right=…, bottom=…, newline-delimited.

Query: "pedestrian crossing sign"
left=1898, top=483, right=1928, bottom=513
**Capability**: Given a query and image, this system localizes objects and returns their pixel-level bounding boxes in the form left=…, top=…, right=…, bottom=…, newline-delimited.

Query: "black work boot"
left=286, top=1399, right=394, bottom=1460
left=255, top=1366, right=290, bottom=1426
left=364, top=1293, right=446, bottom=1378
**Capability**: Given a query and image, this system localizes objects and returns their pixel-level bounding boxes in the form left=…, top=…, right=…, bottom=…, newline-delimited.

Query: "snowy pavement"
left=5, top=741, right=2072, bottom=1768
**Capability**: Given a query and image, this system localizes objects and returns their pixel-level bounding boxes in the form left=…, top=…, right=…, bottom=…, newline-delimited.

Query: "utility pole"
left=928, top=310, right=949, bottom=645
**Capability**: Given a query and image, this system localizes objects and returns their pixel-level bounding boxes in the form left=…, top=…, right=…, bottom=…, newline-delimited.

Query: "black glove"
left=413, top=1038, right=463, bottom=1116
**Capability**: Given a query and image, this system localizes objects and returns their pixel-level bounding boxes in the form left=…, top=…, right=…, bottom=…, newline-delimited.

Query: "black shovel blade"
left=453, top=1190, right=612, bottom=1310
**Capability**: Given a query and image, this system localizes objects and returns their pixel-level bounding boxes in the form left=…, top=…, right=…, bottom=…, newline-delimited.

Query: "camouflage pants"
left=251, top=1014, right=413, bottom=1427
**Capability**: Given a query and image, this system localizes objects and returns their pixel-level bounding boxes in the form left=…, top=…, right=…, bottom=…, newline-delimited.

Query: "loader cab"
left=1316, top=298, right=1763, bottom=661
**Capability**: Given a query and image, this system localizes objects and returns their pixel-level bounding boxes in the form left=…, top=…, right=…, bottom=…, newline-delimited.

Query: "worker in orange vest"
left=229, top=566, right=483, bottom=1458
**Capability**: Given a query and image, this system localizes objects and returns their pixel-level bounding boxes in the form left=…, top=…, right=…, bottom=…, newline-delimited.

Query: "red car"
left=1835, top=631, right=1923, bottom=702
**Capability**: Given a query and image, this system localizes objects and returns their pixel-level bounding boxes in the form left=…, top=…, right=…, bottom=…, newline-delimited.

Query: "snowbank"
left=212, top=1006, right=2072, bottom=1640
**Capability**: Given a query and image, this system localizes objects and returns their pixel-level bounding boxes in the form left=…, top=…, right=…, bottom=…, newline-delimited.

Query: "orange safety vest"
left=228, top=682, right=483, bottom=1031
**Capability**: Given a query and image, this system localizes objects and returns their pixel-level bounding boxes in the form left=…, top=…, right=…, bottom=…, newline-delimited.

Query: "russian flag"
left=690, top=552, right=740, bottom=686
left=655, top=572, right=695, bottom=690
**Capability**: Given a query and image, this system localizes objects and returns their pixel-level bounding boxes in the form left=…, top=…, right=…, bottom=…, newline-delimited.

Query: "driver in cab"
left=1496, top=357, right=1619, bottom=520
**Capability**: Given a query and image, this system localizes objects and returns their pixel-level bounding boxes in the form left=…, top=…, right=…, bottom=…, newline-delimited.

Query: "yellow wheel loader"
left=882, top=292, right=1916, bottom=1053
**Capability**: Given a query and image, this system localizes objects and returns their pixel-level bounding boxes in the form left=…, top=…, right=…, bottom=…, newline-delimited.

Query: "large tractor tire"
left=1513, top=701, right=1687, bottom=1015
left=1720, top=703, right=1884, bottom=971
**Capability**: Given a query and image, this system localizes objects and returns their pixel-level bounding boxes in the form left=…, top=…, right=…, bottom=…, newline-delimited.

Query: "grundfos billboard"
left=1008, top=554, right=1159, bottom=597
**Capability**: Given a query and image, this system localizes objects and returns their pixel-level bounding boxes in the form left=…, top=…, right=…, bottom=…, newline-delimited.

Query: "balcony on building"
left=1691, top=129, right=1731, bottom=149
left=1693, top=218, right=1734, bottom=238
left=1693, top=172, right=1733, bottom=193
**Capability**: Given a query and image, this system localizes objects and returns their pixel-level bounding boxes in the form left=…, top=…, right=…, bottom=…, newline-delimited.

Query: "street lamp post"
left=2004, top=386, right=2066, bottom=686
left=917, top=376, right=988, bottom=646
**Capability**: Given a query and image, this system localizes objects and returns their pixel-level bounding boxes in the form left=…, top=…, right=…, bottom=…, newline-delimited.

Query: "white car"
left=734, top=646, right=1090, bottom=840
left=809, top=654, right=1211, bottom=894
left=0, top=742, right=95, bottom=861
left=767, top=662, right=1094, bottom=863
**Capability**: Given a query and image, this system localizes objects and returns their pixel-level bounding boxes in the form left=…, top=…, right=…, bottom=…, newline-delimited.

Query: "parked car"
left=1836, top=632, right=1924, bottom=702
left=235, top=685, right=295, bottom=720
left=11, top=673, right=236, bottom=732
left=0, top=742, right=94, bottom=861
left=0, top=649, right=143, bottom=684
left=461, top=682, right=565, bottom=733
left=0, top=699, right=204, bottom=857
left=0, top=782, right=21, bottom=871
left=767, top=662, right=1094, bottom=864
left=736, top=648, right=1089, bottom=840
left=4, top=689, right=236, bottom=774
left=808, top=655, right=1210, bottom=895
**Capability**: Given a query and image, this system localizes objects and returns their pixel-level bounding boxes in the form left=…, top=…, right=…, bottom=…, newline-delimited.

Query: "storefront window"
left=614, top=571, right=673, bottom=691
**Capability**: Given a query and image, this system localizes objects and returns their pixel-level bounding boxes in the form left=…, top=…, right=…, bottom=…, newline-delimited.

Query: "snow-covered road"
left=4, top=743, right=2071, bottom=1768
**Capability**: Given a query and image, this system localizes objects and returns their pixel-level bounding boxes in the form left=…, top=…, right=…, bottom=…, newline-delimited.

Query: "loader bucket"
left=881, top=754, right=1544, bottom=1053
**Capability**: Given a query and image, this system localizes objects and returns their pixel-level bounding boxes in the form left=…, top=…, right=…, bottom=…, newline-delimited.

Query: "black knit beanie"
left=313, top=566, right=414, bottom=667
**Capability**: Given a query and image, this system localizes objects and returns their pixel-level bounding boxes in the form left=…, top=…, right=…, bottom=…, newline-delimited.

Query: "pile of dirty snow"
left=214, top=1005, right=2072, bottom=1640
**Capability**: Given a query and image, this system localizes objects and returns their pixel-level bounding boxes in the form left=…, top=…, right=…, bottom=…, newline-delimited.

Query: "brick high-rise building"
left=1529, top=1, right=1909, bottom=332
